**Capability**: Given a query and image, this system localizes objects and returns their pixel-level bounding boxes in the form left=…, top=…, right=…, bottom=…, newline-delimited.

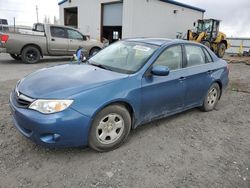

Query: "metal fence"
left=226, top=37, right=250, bottom=54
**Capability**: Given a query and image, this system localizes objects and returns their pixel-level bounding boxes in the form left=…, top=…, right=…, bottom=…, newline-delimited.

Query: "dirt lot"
left=0, top=53, right=250, bottom=188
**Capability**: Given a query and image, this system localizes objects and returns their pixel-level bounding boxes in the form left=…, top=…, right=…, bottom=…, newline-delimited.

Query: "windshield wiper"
left=90, top=63, right=111, bottom=71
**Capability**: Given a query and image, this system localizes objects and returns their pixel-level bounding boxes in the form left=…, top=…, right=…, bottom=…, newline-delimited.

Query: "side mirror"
left=151, top=65, right=170, bottom=76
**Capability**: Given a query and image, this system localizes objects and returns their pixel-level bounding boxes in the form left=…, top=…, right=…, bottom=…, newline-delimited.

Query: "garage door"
left=103, top=3, right=123, bottom=26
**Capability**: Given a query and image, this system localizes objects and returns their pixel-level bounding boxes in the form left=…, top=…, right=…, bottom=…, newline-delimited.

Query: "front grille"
left=12, top=90, right=34, bottom=108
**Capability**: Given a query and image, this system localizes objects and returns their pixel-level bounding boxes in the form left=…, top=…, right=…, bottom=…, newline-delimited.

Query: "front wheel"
left=89, top=105, right=131, bottom=152
left=89, top=47, right=101, bottom=57
left=201, top=83, right=221, bottom=112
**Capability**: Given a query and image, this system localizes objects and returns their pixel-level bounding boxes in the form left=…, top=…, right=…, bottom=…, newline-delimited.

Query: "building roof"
left=58, top=0, right=205, bottom=13
left=58, top=0, right=67, bottom=5
left=159, top=0, right=205, bottom=13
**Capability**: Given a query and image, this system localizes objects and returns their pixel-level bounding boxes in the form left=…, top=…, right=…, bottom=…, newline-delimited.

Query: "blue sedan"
left=9, top=38, right=229, bottom=151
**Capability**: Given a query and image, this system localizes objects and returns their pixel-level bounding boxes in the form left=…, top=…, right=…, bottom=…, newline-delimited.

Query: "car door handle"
left=179, top=77, right=186, bottom=81
left=51, top=38, right=55, bottom=41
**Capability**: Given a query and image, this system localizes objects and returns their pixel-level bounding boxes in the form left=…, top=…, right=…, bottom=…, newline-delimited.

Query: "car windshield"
left=197, top=20, right=213, bottom=33
left=89, top=41, right=159, bottom=74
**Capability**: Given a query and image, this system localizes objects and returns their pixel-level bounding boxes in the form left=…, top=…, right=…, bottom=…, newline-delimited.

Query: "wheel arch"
left=221, top=39, right=228, bottom=49
left=89, top=46, right=102, bottom=56
left=213, top=80, right=223, bottom=99
left=92, top=100, right=136, bottom=129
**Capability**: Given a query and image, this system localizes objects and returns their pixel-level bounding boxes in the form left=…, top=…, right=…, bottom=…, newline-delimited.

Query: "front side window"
left=89, top=41, right=159, bottom=74
left=67, top=29, right=85, bottom=40
left=154, top=45, right=182, bottom=71
left=185, top=45, right=206, bottom=67
left=51, top=27, right=66, bottom=38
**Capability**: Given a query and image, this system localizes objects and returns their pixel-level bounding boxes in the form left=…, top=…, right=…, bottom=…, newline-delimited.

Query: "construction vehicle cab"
left=187, top=19, right=230, bottom=58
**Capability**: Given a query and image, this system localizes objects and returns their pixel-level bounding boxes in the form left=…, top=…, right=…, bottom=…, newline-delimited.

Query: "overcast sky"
left=0, top=0, right=249, bottom=37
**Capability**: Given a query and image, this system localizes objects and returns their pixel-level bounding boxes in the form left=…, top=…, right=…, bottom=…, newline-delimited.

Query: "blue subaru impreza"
left=10, top=38, right=229, bottom=151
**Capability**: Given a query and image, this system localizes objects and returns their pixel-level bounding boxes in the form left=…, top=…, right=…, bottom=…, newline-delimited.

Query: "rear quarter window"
left=203, top=48, right=213, bottom=63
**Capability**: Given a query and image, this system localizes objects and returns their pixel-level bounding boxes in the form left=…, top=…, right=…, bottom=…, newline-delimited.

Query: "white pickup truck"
left=0, top=23, right=104, bottom=63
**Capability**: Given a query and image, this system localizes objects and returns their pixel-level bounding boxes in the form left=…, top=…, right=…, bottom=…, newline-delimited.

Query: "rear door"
left=48, top=26, right=69, bottom=55
left=182, top=44, right=214, bottom=108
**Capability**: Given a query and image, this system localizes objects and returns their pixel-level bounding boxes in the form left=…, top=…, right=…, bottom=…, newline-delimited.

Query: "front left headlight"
left=29, top=99, right=74, bottom=114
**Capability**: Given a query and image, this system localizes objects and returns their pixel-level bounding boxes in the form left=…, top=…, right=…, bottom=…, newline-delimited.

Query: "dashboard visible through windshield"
left=89, top=41, right=159, bottom=74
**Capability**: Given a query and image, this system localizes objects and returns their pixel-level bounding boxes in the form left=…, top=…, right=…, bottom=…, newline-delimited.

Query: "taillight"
left=0, top=34, right=9, bottom=43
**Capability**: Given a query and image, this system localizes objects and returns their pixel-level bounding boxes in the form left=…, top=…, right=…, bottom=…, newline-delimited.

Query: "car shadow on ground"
left=0, top=56, right=71, bottom=65
left=29, top=107, right=200, bottom=156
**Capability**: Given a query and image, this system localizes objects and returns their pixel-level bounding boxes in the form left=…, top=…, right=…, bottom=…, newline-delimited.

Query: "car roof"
left=124, top=38, right=194, bottom=46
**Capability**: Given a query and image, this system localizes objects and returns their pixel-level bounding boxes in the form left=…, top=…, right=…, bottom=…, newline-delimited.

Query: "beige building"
left=59, top=0, right=205, bottom=43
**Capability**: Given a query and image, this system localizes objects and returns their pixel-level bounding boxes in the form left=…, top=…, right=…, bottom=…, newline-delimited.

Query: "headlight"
left=29, top=100, right=73, bottom=114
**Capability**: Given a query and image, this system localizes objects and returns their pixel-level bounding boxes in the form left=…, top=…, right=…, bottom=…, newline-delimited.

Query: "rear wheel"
left=21, top=46, right=41, bottom=64
left=201, top=83, right=221, bottom=112
left=217, top=42, right=226, bottom=58
left=89, top=104, right=131, bottom=152
left=10, top=54, right=21, bottom=60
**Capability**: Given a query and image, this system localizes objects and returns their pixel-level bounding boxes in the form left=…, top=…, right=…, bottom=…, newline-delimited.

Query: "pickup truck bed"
left=0, top=23, right=103, bottom=63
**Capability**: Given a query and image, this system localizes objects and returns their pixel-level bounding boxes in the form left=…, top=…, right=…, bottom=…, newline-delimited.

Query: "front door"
left=141, top=45, right=186, bottom=122
left=66, top=29, right=86, bottom=54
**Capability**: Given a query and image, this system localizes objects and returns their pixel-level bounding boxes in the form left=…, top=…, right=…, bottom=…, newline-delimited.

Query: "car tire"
left=89, top=47, right=101, bottom=57
left=201, top=83, right=221, bottom=112
left=10, top=53, right=21, bottom=60
left=89, top=104, right=131, bottom=152
left=21, top=45, right=41, bottom=64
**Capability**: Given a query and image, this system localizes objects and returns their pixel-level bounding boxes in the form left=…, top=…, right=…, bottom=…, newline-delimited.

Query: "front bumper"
left=9, top=92, right=92, bottom=148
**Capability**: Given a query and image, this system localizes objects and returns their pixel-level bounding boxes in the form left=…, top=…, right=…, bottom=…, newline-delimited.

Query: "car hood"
left=18, top=64, right=128, bottom=99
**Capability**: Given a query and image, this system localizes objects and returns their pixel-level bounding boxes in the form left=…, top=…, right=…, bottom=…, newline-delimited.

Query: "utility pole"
left=14, top=17, right=15, bottom=32
left=36, top=5, right=39, bottom=23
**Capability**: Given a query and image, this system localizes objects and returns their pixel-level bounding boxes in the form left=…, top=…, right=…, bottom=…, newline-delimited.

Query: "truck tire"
left=201, top=41, right=211, bottom=49
left=21, top=46, right=41, bottom=64
left=217, top=43, right=226, bottom=58
left=10, top=54, right=21, bottom=60
left=89, top=47, right=101, bottom=57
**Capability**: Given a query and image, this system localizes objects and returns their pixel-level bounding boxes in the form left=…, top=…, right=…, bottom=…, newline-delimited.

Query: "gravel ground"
left=0, top=53, right=250, bottom=188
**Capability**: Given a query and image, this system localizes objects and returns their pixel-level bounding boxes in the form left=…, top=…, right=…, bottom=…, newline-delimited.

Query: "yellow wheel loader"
left=187, top=19, right=230, bottom=58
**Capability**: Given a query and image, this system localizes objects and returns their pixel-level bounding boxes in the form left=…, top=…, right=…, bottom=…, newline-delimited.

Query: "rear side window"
left=154, top=45, right=182, bottom=71
left=185, top=45, right=206, bottom=67
left=51, top=27, right=66, bottom=38
left=203, top=48, right=213, bottom=62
